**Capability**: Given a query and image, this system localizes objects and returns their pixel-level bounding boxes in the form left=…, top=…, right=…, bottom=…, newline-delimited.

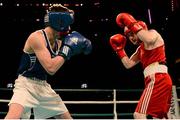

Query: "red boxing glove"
left=109, top=34, right=127, bottom=59
left=116, top=13, right=142, bottom=33
left=138, top=21, right=148, bottom=30
left=124, top=21, right=148, bottom=36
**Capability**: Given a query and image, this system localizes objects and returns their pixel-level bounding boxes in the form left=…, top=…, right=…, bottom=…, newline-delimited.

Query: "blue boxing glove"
left=58, top=31, right=92, bottom=60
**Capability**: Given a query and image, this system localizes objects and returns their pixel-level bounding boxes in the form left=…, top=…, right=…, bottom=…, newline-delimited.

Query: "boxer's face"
left=128, top=33, right=141, bottom=45
left=124, top=26, right=141, bottom=45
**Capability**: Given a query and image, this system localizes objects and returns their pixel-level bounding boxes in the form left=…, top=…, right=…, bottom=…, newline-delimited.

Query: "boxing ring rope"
left=0, top=87, right=180, bottom=119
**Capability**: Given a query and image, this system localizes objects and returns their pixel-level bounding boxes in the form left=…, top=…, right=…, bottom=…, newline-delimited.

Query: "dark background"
left=0, top=0, right=180, bottom=89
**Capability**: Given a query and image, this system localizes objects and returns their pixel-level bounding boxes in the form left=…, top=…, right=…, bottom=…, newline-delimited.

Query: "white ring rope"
left=0, top=88, right=143, bottom=92
left=0, top=99, right=139, bottom=104
left=0, top=87, right=179, bottom=103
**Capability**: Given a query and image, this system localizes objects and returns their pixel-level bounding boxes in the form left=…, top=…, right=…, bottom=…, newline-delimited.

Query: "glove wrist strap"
left=117, top=49, right=127, bottom=59
left=58, top=45, right=71, bottom=60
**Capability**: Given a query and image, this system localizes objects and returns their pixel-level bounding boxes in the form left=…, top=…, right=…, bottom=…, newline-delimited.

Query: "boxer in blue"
left=5, top=4, right=92, bottom=119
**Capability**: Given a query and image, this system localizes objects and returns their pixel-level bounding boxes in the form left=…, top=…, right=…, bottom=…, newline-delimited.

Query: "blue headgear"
left=44, top=11, right=74, bottom=32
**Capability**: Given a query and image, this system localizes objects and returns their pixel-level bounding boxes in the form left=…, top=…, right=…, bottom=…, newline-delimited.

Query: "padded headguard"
left=44, top=4, right=74, bottom=32
left=44, top=11, right=74, bottom=32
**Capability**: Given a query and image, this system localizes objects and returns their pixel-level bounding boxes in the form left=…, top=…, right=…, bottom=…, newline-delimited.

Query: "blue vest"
left=17, top=30, right=59, bottom=80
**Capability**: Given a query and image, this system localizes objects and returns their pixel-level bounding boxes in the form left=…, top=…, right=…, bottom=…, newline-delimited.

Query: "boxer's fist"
left=116, top=13, right=143, bottom=33
left=109, top=34, right=127, bottom=58
left=59, top=31, right=92, bottom=60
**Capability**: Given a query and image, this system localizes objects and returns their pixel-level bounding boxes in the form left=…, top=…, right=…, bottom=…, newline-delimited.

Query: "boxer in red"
left=110, top=12, right=172, bottom=119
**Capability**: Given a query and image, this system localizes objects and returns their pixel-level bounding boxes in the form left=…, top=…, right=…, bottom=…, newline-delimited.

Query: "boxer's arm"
left=137, top=29, right=164, bottom=45
left=28, top=32, right=65, bottom=75
left=121, top=49, right=140, bottom=69
left=109, top=34, right=139, bottom=69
